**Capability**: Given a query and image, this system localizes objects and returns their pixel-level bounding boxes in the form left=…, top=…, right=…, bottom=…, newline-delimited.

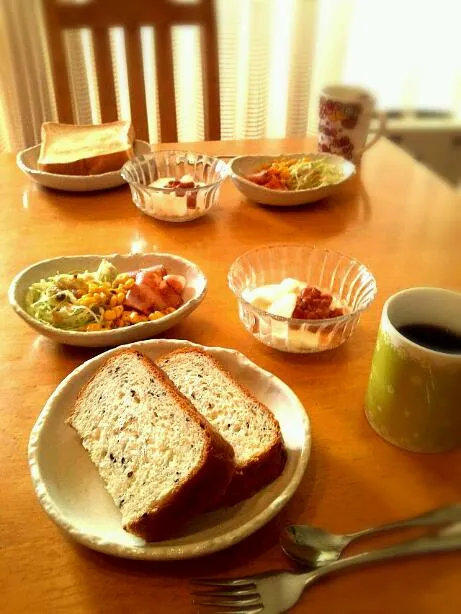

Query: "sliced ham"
left=124, top=266, right=185, bottom=314
left=136, top=265, right=167, bottom=287
left=124, top=283, right=159, bottom=314
left=164, top=274, right=186, bottom=294
left=247, top=170, right=270, bottom=186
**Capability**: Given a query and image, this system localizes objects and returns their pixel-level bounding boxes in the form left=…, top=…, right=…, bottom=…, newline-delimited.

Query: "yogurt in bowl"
left=147, top=175, right=206, bottom=218
left=121, top=152, right=228, bottom=222
left=228, top=244, right=377, bottom=353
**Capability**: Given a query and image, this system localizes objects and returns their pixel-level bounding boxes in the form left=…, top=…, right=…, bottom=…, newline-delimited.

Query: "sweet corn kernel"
left=103, top=309, right=117, bottom=321
left=116, top=292, right=125, bottom=305
left=124, top=277, right=135, bottom=289
left=110, top=295, right=118, bottom=308
left=129, top=312, right=140, bottom=324
left=86, top=323, right=101, bottom=332
left=126, top=310, right=137, bottom=323
left=121, top=310, right=132, bottom=322
left=148, top=311, right=164, bottom=321
left=79, top=296, right=95, bottom=307
left=90, top=293, right=103, bottom=305
left=129, top=311, right=147, bottom=324
left=114, top=273, right=130, bottom=285
left=114, top=305, right=124, bottom=317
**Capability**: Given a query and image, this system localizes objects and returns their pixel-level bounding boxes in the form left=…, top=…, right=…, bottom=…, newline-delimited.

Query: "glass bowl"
left=228, top=244, right=377, bottom=353
left=121, top=151, right=229, bottom=222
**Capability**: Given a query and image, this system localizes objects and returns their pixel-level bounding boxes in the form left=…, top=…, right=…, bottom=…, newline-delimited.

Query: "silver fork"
left=192, top=529, right=461, bottom=613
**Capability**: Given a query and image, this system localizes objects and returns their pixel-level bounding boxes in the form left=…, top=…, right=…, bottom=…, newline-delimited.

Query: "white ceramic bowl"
left=121, top=151, right=229, bottom=222
left=229, top=152, right=356, bottom=206
left=9, top=253, right=207, bottom=347
left=16, top=140, right=151, bottom=192
left=228, top=244, right=377, bottom=353
left=29, top=339, right=311, bottom=560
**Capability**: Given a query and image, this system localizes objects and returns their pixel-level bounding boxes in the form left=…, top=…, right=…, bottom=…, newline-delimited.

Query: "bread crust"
left=157, top=347, right=287, bottom=506
left=38, top=149, right=133, bottom=176
left=68, top=349, right=235, bottom=542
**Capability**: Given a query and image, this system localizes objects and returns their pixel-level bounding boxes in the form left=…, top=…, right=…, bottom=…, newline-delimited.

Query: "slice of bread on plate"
left=157, top=348, right=286, bottom=505
left=67, top=349, right=235, bottom=542
left=38, top=120, right=135, bottom=176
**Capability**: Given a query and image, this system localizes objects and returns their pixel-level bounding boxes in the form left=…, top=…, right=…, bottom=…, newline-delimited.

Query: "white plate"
left=9, top=253, right=206, bottom=347
left=16, top=140, right=151, bottom=192
left=230, top=152, right=356, bottom=206
left=29, top=339, right=311, bottom=560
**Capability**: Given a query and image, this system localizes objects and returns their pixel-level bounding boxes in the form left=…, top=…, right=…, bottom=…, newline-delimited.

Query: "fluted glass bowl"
left=228, top=244, right=377, bottom=353
left=121, top=151, right=229, bottom=222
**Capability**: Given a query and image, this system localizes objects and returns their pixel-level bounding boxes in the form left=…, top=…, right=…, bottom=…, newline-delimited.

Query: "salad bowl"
left=8, top=253, right=207, bottom=347
left=229, top=152, right=356, bottom=206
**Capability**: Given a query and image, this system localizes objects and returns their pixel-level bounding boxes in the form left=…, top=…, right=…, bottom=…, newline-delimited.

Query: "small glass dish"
left=121, top=151, right=229, bottom=222
left=228, top=244, right=377, bottom=353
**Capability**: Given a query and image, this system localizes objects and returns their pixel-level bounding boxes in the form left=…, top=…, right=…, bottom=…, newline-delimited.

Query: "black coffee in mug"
left=397, top=323, right=461, bottom=354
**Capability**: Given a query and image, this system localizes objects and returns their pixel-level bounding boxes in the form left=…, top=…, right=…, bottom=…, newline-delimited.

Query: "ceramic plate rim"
left=16, top=140, right=151, bottom=180
left=28, top=339, right=311, bottom=560
left=8, top=252, right=207, bottom=341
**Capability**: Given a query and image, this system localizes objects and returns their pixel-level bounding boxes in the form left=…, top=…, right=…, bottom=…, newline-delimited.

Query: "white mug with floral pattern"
left=318, top=85, right=386, bottom=161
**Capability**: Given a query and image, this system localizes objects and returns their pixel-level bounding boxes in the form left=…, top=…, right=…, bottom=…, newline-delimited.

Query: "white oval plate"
left=230, top=152, right=355, bottom=206
left=9, top=253, right=207, bottom=347
left=16, top=140, right=151, bottom=192
left=29, top=339, right=311, bottom=560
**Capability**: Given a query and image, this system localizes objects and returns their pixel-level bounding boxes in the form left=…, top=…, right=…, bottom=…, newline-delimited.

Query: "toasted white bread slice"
left=38, top=120, right=135, bottom=175
left=157, top=348, right=286, bottom=505
left=67, top=349, right=235, bottom=542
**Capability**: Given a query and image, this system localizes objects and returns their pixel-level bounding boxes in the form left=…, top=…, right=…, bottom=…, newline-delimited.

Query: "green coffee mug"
left=365, top=287, right=461, bottom=452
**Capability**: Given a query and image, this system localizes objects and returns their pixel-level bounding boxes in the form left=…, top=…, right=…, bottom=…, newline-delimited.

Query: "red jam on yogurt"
left=242, top=278, right=347, bottom=319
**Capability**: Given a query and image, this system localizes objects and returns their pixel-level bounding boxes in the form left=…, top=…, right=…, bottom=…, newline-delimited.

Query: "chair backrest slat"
left=41, top=0, right=220, bottom=142
left=154, top=26, right=178, bottom=143
left=92, top=27, right=118, bottom=124
left=124, top=27, right=149, bottom=142
left=43, top=0, right=73, bottom=124
left=200, top=1, right=221, bottom=141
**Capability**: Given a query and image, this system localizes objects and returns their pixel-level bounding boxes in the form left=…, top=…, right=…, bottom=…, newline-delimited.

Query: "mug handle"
left=357, top=111, right=387, bottom=156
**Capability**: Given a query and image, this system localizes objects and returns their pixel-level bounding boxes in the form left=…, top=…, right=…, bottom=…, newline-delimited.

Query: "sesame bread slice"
left=67, top=349, right=235, bottom=541
left=157, top=348, right=286, bottom=505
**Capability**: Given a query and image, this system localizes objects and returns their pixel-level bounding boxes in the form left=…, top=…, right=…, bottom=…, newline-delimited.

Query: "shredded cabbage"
left=285, top=156, right=343, bottom=190
left=25, top=259, right=118, bottom=330
left=97, top=259, right=117, bottom=283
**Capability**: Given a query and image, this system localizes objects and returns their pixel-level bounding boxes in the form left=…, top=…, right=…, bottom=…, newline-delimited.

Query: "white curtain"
left=1, top=0, right=460, bottom=152
left=308, top=0, right=461, bottom=126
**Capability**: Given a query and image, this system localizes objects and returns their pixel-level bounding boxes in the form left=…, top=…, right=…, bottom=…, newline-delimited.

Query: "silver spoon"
left=281, top=503, right=461, bottom=567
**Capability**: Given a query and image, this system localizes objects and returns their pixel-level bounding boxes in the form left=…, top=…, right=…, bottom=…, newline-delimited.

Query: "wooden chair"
left=42, top=0, right=220, bottom=142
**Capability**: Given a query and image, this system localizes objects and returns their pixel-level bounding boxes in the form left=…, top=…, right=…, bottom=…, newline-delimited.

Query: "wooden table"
left=2, top=137, right=461, bottom=614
